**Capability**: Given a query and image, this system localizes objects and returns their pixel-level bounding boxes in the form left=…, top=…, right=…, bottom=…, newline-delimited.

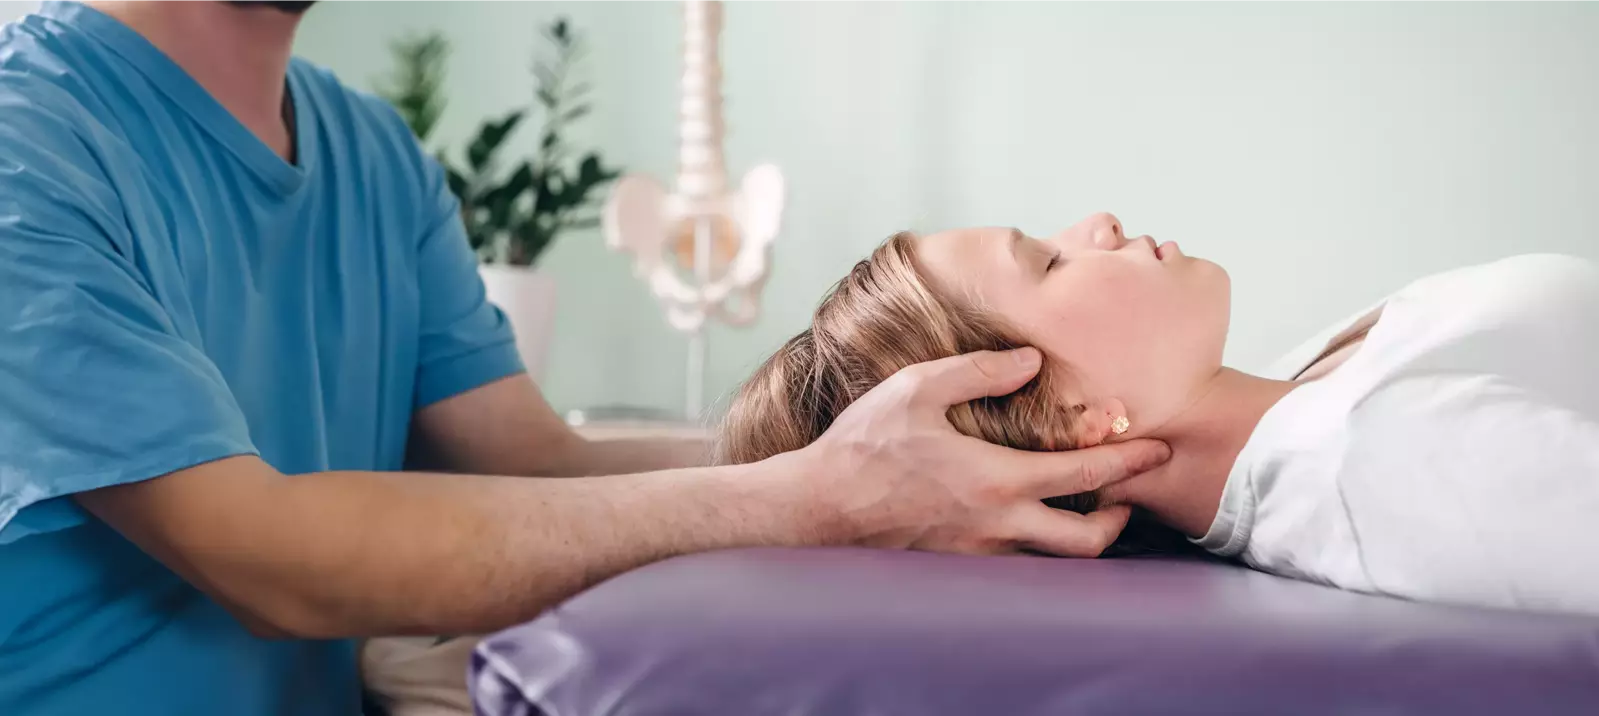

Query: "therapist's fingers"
left=1007, top=503, right=1133, bottom=558
left=899, top=348, right=1044, bottom=410
left=984, top=438, right=1171, bottom=499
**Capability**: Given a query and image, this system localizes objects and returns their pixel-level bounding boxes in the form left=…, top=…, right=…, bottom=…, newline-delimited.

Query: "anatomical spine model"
left=602, top=0, right=785, bottom=418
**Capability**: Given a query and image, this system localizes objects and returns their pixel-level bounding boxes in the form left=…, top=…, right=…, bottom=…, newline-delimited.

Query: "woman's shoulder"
left=1388, top=253, right=1599, bottom=342
left=1339, top=251, right=1599, bottom=425
left=1403, top=253, right=1598, bottom=301
left=1262, top=253, right=1598, bottom=381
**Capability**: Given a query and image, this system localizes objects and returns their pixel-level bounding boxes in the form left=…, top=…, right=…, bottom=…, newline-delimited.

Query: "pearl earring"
left=1110, top=415, right=1131, bottom=435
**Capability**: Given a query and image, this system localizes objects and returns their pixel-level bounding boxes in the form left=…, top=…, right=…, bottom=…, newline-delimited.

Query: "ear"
left=1067, top=397, right=1130, bottom=447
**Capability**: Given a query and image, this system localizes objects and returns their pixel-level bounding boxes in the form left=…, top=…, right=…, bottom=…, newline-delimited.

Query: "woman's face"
left=917, top=212, right=1230, bottom=439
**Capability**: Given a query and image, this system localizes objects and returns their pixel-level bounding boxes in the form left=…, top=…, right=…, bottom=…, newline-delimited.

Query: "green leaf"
left=565, top=81, right=593, bottom=100
left=459, top=15, right=624, bottom=266
left=533, top=65, right=559, bottom=92
left=466, top=110, right=526, bottom=171
left=560, top=105, right=590, bottom=124
left=577, top=155, right=603, bottom=184
left=559, top=173, right=588, bottom=207
left=527, top=169, right=553, bottom=219
left=479, top=167, right=532, bottom=232
left=466, top=145, right=490, bottom=174
left=375, top=31, right=451, bottom=143
left=541, top=144, right=572, bottom=168
left=545, top=173, right=569, bottom=205
left=486, top=191, right=516, bottom=230
left=444, top=165, right=471, bottom=202
left=507, top=213, right=557, bottom=267
left=497, top=163, right=535, bottom=206
left=463, top=207, right=490, bottom=251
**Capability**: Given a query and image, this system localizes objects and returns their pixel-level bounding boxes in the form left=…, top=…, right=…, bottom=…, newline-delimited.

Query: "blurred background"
left=8, top=1, right=1599, bottom=420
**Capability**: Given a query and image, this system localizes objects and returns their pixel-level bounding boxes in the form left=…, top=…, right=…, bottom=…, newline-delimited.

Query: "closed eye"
left=1045, top=253, right=1062, bottom=272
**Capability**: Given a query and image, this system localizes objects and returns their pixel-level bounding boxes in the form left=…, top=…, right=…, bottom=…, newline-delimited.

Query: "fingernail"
left=1139, top=441, right=1173, bottom=469
left=1013, top=347, right=1041, bottom=370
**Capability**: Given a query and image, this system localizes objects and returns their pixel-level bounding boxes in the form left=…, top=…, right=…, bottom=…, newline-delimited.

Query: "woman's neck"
left=1100, top=368, right=1299, bottom=538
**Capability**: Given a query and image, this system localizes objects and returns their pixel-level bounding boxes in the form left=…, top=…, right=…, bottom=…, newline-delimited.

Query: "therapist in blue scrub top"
left=0, top=2, right=1169, bottom=713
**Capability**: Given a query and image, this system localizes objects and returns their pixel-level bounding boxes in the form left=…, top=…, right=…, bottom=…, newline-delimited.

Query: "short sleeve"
left=0, top=105, right=256, bottom=544
left=409, top=144, right=524, bottom=408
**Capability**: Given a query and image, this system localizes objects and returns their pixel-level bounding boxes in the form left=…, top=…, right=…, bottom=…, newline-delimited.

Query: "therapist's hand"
left=795, top=347, right=1170, bottom=558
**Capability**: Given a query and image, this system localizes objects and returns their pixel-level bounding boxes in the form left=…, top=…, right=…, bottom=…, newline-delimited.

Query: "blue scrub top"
left=0, top=3, right=523, bottom=713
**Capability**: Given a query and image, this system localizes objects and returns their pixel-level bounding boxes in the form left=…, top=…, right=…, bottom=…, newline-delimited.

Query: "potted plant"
left=378, top=20, right=621, bottom=382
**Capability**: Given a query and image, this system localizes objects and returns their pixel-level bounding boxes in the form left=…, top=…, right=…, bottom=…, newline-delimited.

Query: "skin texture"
left=918, top=213, right=1304, bottom=538
left=917, top=213, right=1232, bottom=445
left=77, top=353, right=1169, bottom=639
left=65, top=2, right=1173, bottom=641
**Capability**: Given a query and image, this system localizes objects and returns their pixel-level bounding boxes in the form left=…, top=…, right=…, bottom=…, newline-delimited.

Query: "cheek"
left=1030, top=270, right=1151, bottom=365
left=1026, top=264, right=1200, bottom=384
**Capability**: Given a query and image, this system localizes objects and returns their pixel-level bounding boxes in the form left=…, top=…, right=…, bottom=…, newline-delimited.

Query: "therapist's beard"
left=225, top=1, right=318, bottom=14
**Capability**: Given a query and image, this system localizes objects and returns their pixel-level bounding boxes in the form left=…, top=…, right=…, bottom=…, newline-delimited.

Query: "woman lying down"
left=717, top=212, right=1599, bottom=618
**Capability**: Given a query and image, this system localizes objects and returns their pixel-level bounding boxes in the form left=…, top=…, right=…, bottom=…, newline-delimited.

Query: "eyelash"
left=1045, top=253, right=1062, bottom=272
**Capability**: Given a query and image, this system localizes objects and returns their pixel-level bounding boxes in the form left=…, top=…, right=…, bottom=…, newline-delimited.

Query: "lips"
left=1128, top=235, right=1159, bottom=260
left=1124, top=234, right=1178, bottom=261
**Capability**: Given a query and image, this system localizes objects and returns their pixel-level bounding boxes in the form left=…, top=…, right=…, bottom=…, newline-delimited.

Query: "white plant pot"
left=478, top=264, right=558, bottom=384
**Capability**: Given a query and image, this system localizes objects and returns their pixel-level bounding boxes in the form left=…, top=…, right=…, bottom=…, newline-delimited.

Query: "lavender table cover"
left=471, top=547, right=1599, bottom=715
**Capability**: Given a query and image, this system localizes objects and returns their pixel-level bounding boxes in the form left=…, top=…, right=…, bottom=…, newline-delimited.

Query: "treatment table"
left=467, top=547, right=1599, bottom=715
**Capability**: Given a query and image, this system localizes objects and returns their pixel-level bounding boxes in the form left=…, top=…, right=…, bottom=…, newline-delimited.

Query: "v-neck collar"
left=39, top=1, right=316, bottom=197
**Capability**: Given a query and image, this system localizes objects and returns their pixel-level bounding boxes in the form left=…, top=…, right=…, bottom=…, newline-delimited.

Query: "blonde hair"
left=716, top=231, right=1098, bottom=514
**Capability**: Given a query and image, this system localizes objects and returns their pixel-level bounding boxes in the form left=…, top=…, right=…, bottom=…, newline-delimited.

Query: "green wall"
left=307, top=2, right=1599, bottom=416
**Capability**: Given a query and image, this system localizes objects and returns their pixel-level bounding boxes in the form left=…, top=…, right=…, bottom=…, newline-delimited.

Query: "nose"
left=1055, top=212, right=1126, bottom=250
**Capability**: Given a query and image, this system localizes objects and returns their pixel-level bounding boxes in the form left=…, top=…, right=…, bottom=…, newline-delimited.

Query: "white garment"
left=1198, top=253, right=1599, bottom=616
left=360, top=636, right=480, bottom=716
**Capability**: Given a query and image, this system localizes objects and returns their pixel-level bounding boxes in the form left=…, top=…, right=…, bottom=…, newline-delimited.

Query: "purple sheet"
left=471, top=547, right=1599, bottom=716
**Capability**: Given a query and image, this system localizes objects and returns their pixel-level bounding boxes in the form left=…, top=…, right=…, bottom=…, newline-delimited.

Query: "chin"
left=1194, top=255, right=1229, bottom=280
left=1188, top=257, right=1231, bottom=308
left=1194, top=260, right=1232, bottom=356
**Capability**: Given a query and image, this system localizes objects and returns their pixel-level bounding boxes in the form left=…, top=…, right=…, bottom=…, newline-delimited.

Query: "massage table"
left=466, top=547, right=1599, bottom=715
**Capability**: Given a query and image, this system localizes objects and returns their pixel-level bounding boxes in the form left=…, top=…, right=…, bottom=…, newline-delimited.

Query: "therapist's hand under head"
left=792, top=347, right=1171, bottom=557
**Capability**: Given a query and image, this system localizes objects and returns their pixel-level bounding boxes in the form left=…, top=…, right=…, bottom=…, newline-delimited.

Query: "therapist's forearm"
left=403, top=374, right=708, bottom=478
left=414, top=431, right=708, bottom=477
left=76, top=454, right=818, bottom=640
